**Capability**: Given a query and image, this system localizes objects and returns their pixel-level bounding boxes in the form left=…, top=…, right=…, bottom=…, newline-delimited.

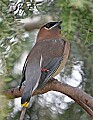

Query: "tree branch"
left=1, top=78, right=93, bottom=118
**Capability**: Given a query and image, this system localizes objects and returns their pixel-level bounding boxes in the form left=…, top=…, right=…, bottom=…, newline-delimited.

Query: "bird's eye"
left=45, top=22, right=57, bottom=29
left=43, top=21, right=62, bottom=29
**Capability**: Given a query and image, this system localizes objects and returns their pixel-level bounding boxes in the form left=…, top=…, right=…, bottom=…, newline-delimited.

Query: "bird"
left=19, top=21, right=70, bottom=107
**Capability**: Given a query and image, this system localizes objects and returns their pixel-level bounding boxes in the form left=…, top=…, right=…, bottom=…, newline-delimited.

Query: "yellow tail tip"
left=21, top=102, right=29, bottom=107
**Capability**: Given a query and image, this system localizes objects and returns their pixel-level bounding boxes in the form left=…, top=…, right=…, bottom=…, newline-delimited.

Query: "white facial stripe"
left=44, top=23, right=59, bottom=30
left=49, top=23, right=58, bottom=29
left=44, top=27, right=49, bottom=30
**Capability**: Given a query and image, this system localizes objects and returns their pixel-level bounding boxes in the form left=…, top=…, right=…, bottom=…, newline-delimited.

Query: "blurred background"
left=0, top=0, right=93, bottom=120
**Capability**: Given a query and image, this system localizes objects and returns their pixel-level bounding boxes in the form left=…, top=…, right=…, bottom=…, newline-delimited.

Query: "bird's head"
left=37, top=21, right=62, bottom=41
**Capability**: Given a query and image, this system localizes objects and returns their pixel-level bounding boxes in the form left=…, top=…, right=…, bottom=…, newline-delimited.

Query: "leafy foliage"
left=0, top=0, right=93, bottom=120
left=56, top=0, right=93, bottom=42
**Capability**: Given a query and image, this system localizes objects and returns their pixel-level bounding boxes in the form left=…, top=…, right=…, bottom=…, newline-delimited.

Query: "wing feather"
left=37, top=38, right=66, bottom=89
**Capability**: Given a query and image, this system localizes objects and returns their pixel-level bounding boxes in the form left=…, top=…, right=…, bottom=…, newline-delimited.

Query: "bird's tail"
left=21, top=84, right=32, bottom=107
left=21, top=71, right=41, bottom=107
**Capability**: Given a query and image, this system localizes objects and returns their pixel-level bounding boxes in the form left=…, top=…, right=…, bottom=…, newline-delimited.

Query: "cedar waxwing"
left=19, top=21, right=70, bottom=107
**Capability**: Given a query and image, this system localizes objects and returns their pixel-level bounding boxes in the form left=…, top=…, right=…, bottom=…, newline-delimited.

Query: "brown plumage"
left=19, top=21, right=70, bottom=107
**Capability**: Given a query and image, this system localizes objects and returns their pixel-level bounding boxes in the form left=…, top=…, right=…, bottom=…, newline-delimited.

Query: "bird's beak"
left=55, top=21, right=62, bottom=27
left=58, top=21, right=62, bottom=25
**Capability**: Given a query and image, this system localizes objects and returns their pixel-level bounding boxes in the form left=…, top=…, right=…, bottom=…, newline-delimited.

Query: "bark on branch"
left=1, top=78, right=93, bottom=118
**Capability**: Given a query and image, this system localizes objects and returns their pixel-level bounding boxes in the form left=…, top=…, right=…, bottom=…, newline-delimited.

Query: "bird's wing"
left=21, top=45, right=42, bottom=104
left=19, top=52, right=30, bottom=90
left=19, top=44, right=41, bottom=90
left=37, top=56, right=63, bottom=89
left=37, top=38, right=67, bottom=89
